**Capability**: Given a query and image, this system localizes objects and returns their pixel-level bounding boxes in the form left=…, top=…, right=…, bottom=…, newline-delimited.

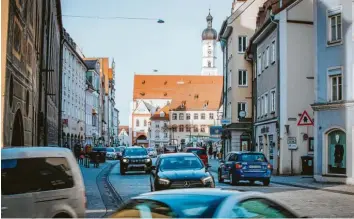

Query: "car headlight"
left=122, top=158, right=128, bottom=163
left=201, top=176, right=213, bottom=184
left=158, top=178, right=170, bottom=185
left=146, top=158, right=151, bottom=163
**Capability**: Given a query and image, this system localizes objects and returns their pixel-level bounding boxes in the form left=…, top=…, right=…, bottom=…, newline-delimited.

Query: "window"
left=208, top=61, right=211, bottom=67
left=328, top=9, right=342, bottom=43
left=179, top=125, right=184, bottom=132
left=172, top=113, right=177, bottom=120
left=193, top=125, right=198, bottom=132
left=179, top=113, right=184, bottom=120
left=238, top=36, right=247, bottom=53
left=257, top=98, right=261, bottom=118
left=92, top=115, right=97, bottom=126
left=327, top=130, right=346, bottom=174
left=201, top=126, right=206, bottom=133
left=266, top=46, right=270, bottom=67
left=186, top=113, right=191, bottom=120
left=271, top=40, right=276, bottom=64
left=228, top=71, right=232, bottom=89
left=2, top=157, right=74, bottom=195
left=136, top=119, right=140, bottom=127
left=227, top=102, right=232, bottom=119
left=270, top=90, right=276, bottom=112
left=238, top=70, right=247, bottom=86
left=155, top=123, right=159, bottom=128
left=262, top=52, right=265, bottom=71
left=201, top=113, right=205, bottom=120
left=26, top=41, right=33, bottom=71
left=155, top=130, right=160, bottom=139
left=329, top=68, right=343, bottom=101
left=237, top=102, right=246, bottom=118
left=194, top=113, right=198, bottom=120
left=257, top=54, right=262, bottom=75
left=186, top=125, right=191, bottom=132
left=264, top=93, right=268, bottom=115
left=13, top=18, right=22, bottom=58
left=209, top=113, right=214, bottom=120
left=172, top=126, right=177, bottom=132
left=164, top=132, right=168, bottom=138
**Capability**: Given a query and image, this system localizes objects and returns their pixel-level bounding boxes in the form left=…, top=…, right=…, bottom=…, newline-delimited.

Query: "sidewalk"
left=80, top=161, right=111, bottom=218
left=208, top=158, right=354, bottom=195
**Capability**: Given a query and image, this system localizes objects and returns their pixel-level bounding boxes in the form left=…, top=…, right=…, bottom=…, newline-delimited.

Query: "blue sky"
left=62, top=0, right=232, bottom=125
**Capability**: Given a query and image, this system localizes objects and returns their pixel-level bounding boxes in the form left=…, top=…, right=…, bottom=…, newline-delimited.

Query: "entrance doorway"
left=11, top=109, right=24, bottom=146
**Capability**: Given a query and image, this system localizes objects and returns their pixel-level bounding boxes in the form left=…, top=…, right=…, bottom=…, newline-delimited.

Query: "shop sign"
left=261, top=126, right=269, bottom=134
left=287, top=137, right=297, bottom=150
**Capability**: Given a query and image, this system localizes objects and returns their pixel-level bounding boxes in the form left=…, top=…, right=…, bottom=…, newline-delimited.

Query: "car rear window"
left=240, top=154, right=267, bottom=162
left=106, top=148, right=115, bottom=152
left=93, top=147, right=107, bottom=152
left=2, top=157, right=74, bottom=195
left=187, top=148, right=206, bottom=155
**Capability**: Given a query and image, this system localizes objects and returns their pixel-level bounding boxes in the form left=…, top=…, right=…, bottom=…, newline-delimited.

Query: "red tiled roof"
left=151, top=104, right=170, bottom=120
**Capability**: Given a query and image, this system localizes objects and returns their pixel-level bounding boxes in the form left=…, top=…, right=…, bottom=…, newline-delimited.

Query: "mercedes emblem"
left=183, top=181, right=191, bottom=188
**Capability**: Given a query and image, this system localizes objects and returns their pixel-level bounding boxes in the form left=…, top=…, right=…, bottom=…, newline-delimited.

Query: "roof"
left=151, top=104, right=170, bottom=120
left=84, top=59, right=99, bottom=70
left=133, top=74, right=222, bottom=100
left=119, top=126, right=129, bottom=135
left=108, top=68, right=113, bottom=80
left=2, top=147, right=73, bottom=159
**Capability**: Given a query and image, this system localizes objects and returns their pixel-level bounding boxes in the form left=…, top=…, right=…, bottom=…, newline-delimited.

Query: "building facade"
left=118, top=126, right=130, bottom=146
left=113, top=108, right=119, bottom=144
left=61, top=29, right=87, bottom=149
left=84, top=59, right=100, bottom=145
left=150, top=105, right=170, bottom=149
left=218, top=0, right=264, bottom=158
left=311, top=0, right=354, bottom=184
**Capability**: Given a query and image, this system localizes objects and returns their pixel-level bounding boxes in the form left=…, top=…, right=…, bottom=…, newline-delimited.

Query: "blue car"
left=217, top=152, right=272, bottom=186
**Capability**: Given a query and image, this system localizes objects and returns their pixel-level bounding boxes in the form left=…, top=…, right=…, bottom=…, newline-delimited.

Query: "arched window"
left=179, top=125, right=184, bottom=132
left=144, top=120, right=147, bottom=127
left=327, top=129, right=346, bottom=174
left=208, top=61, right=211, bottom=67
left=136, top=119, right=140, bottom=127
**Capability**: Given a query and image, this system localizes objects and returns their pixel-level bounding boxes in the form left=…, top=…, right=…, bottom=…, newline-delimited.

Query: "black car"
left=150, top=153, right=214, bottom=191
left=120, top=146, right=152, bottom=175
left=110, top=189, right=301, bottom=218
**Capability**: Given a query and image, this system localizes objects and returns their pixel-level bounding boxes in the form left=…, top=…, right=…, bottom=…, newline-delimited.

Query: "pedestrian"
left=64, top=142, right=69, bottom=149
left=213, top=145, right=217, bottom=159
left=74, top=143, right=81, bottom=163
left=208, top=146, right=213, bottom=159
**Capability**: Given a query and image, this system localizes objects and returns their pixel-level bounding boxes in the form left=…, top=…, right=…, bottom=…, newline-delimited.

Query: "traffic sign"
left=297, top=110, right=314, bottom=126
left=287, top=137, right=298, bottom=150
left=221, top=119, right=231, bottom=125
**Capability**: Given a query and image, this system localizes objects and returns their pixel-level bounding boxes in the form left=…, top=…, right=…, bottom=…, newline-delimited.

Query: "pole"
left=291, top=150, right=293, bottom=176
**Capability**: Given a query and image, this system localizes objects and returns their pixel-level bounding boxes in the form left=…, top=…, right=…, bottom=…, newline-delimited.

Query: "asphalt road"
left=108, top=160, right=354, bottom=218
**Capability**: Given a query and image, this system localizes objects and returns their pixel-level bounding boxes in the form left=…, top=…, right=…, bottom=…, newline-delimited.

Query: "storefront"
left=255, top=122, right=278, bottom=172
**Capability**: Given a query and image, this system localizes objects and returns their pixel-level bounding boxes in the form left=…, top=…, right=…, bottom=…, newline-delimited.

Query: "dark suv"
left=120, top=146, right=152, bottom=175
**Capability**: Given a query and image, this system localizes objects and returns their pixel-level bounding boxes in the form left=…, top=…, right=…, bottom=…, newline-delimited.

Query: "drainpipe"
left=58, top=33, right=64, bottom=146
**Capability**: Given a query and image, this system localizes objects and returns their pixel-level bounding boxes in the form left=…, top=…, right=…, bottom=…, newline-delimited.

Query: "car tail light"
left=200, top=154, right=207, bottom=159
left=267, top=163, right=273, bottom=170
left=235, top=163, right=242, bottom=169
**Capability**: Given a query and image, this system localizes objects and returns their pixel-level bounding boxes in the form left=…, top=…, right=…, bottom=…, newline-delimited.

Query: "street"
left=105, top=159, right=354, bottom=218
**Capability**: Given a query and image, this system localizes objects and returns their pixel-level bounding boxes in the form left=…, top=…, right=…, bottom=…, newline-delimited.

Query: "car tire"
left=218, top=170, right=224, bottom=183
left=263, top=179, right=270, bottom=186
left=229, top=173, right=237, bottom=186
left=120, top=167, right=126, bottom=175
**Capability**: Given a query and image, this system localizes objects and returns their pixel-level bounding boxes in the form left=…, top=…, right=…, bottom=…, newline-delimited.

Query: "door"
left=2, top=159, right=35, bottom=218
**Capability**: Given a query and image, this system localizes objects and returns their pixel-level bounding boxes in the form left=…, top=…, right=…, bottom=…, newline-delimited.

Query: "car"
left=184, top=147, right=208, bottom=166
left=163, top=145, right=177, bottom=154
left=150, top=153, right=214, bottom=191
left=92, top=147, right=107, bottom=163
left=218, top=151, right=272, bottom=186
left=109, top=188, right=301, bottom=218
left=147, top=147, right=157, bottom=157
left=1, top=147, right=86, bottom=218
left=106, top=147, right=117, bottom=160
left=120, top=146, right=152, bottom=175
left=114, top=146, right=126, bottom=160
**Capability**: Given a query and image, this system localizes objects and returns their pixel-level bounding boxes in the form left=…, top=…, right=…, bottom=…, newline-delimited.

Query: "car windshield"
left=187, top=148, right=206, bottom=155
left=106, top=148, right=115, bottom=152
left=159, top=156, right=203, bottom=171
left=153, top=195, right=225, bottom=218
left=241, top=154, right=267, bottom=162
left=124, top=148, right=148, bottom=156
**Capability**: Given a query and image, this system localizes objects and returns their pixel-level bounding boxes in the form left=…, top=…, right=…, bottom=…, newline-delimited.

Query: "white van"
left=1, top=147, right=86, bottom=218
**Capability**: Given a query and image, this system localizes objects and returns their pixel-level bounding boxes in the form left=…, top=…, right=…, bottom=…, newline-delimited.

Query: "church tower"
left=201, top=10, right=218, bottom=76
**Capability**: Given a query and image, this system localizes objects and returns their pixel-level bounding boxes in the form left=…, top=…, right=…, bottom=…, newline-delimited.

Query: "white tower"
left=201, top=10, right=218, bottom=76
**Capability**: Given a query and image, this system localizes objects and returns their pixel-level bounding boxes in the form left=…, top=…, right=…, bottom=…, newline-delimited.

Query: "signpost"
left=221, top=119, right=231, bottom=125
left=287, top=137, right=297, bottom=175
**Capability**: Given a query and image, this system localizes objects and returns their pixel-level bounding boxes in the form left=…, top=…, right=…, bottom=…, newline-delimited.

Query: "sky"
left=61, top=0, right=232, bottom=125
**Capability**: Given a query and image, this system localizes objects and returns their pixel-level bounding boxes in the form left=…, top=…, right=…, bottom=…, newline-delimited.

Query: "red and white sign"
left=297, top=110, right=314, bottom=126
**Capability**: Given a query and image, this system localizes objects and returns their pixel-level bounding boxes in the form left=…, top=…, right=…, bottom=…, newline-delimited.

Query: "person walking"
left=213, top=144, right=217, bottom=159
left=208, top=145, right=213, bottom=159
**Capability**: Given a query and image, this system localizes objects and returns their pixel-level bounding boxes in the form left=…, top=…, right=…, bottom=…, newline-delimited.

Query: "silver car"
left=1, top=147, right=86, bottom=218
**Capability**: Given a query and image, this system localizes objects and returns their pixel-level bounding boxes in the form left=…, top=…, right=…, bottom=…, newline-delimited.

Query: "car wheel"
left=218, top=170, right=224, bottom=183
left=229, top=173, right=237, bottom=186
left=120, top=167, right=126, bottom=175
left=263, top=179, right=270, bottom=186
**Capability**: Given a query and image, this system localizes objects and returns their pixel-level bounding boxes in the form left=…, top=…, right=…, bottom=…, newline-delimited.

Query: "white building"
left=201, top=11, right=218, bottom=76
left=150, top=105, right=170, bottom=149
left=113, top=108, right=119, bottom=144
left=118, top=126, right=130, bottom=146
left=62, top=29, right=87, bottom=148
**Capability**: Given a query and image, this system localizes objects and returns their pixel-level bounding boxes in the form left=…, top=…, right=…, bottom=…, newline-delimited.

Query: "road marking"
left=86, top=209, right=114, bottom=213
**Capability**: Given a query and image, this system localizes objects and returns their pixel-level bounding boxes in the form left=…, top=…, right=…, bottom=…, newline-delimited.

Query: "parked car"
left=150, top=153, right=214, bottom=191
left=218, top=152, right=272, bottom=186
left=147, top=148, right=157, bottom=157
left=1, top=147, right=86, bottom=218
left=106, top=147, right=117, bottom=160
left=109, top=188, right=300, bottom=218
left=120, top=146, right=152, bottom=175
left=92, top=147, right=107, bottom=163
left=183, top=147, right=208, bottom=166
left=114, top=146, right=126, bottom=160
left=163, top=145, right=177, bottom=154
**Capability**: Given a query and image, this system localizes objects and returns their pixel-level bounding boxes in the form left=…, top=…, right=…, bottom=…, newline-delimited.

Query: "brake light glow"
left=235, top=163, right=242, bottom=169
left=267, top=163, right=273, bottom=170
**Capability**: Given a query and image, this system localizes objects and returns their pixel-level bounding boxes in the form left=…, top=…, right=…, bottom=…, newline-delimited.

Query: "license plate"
left=249, top=165, right=261, bottom=169
left=130, top=164, right=144, bottom=168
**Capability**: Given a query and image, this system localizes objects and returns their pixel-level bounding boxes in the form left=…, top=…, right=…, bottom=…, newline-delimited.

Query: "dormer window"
left=164, top=81, right=167, bottom=85
left=142, top=80, right=146, bottom=84
left=160, top=111, right=165, bottom=117
left=140, top=92, right=145, bottom=96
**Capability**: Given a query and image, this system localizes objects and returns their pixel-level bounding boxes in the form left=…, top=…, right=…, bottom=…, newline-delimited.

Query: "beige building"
left=218, top=0, right=266, bottom=156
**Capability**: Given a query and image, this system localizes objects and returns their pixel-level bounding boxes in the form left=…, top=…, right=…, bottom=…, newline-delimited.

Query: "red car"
left=184, top=147, right=208, bottom=166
